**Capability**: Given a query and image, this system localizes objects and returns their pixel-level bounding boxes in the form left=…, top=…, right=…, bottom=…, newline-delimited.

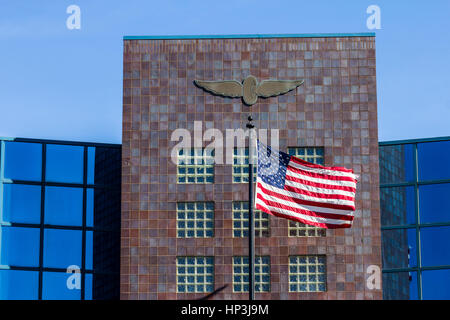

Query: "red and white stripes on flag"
left=255, top=141, right=358, bottom=229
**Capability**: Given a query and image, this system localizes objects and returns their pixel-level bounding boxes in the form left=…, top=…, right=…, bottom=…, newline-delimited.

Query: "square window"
left=176, top=257, right=214, bottom=293
left=86, top=147, right=120, bottom=185
left=232, top=256, right=270, bottom=293
left=4, top=142, right=42, bottom=181
left=288, top=147, right=325, bottom=166
left=0, top=227, right=40, bottom=267
left=44, top=229, right=82, bottom=268
left=288, top=221, right=326, bottom=237
left=45, top=186, right=83, bottom=226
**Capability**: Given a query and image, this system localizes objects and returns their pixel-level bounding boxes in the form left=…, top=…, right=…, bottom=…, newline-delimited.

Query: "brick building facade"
left=120, top=34, right=382, bottom=300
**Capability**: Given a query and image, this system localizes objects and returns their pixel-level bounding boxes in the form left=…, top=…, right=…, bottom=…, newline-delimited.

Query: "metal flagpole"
left=246, top=115, right=255, bottom=301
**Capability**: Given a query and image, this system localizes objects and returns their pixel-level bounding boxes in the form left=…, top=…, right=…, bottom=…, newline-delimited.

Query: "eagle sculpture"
left=194, top=75, right=304, bottom=106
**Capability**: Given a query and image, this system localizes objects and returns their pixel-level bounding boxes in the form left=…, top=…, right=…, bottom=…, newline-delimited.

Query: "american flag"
left=255, top=141, right=358, bottom=229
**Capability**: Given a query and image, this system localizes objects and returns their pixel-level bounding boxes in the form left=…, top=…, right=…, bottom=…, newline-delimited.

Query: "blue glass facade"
left=0, top=138, right=121, bottom=300
left=379, top=137, right=450, bottom=300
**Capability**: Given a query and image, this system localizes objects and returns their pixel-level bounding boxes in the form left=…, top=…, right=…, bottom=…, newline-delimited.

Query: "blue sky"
left=0, top=0, right=449, bottom=144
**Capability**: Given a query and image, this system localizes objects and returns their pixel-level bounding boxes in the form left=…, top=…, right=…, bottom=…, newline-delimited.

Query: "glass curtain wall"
left=0, top=138, right=121, bottom=300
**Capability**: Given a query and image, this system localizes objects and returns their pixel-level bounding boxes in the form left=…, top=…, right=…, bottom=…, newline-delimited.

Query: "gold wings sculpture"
left=194, top=75, right=304, bottom=106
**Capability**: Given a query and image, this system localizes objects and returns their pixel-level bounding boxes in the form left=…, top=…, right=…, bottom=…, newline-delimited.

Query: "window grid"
left=232, top=256, right=270, bottom=293
left=288, top=221, right=326, bottom=237
left=232, top=201, right=269, bottom=237
left=176, top=202, right=214, bottom=238
left=176, top=257, right=214, bottom=293
left=177, top=148, right=214, bottom=184
left=287, top=147, right=326, bottom=237
left=232, top=148, right=256, bottom=183
left=0, top=139, right=121, bottom=300
left=287, top=147, right=324, bottom=165
left=289, top=255, right=326, bottom=292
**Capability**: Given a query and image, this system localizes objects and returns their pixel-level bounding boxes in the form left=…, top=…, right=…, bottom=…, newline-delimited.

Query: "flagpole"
left=246, top=115, right=255, bottom=301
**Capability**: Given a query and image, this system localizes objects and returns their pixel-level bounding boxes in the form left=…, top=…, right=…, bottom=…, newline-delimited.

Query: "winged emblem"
left=194, top=75, right=304, bottom=106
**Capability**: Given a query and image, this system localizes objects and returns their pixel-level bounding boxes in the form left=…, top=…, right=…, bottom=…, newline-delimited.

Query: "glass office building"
left=379, top=136, right=450, bottom=300
left=0, top=138, right=121, bottom=300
